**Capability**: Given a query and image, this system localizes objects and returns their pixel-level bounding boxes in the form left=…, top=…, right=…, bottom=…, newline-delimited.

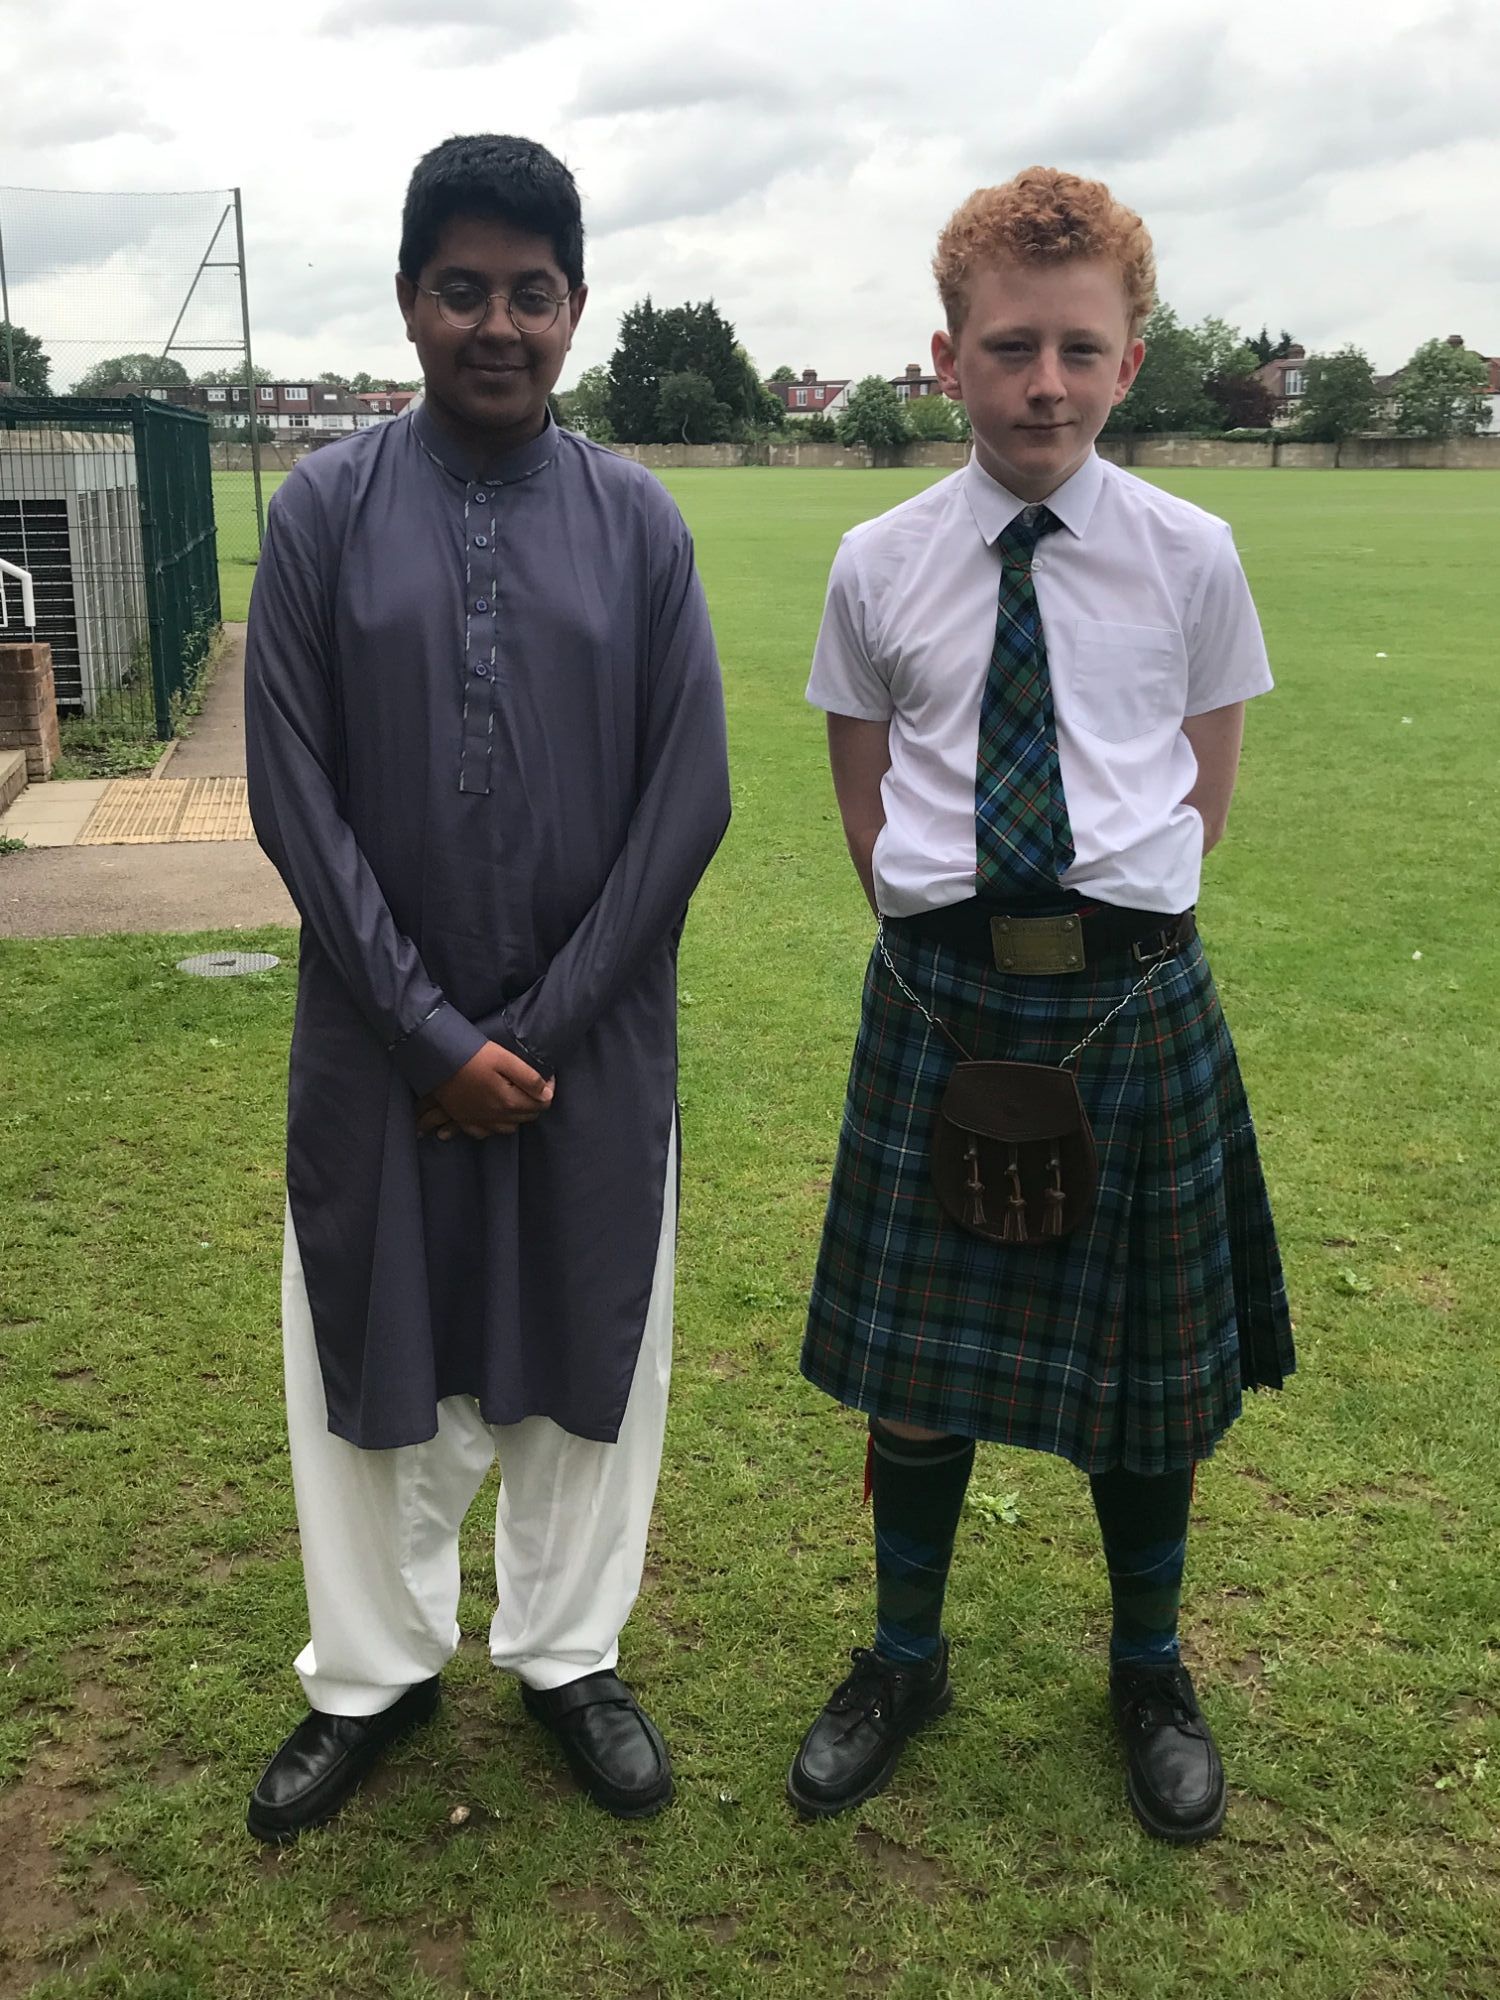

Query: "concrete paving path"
left=0, top=624, right=298, bottom=940
left=0, top=841, right=295, bottom=939
left=162, top=623, right=251, bottom=780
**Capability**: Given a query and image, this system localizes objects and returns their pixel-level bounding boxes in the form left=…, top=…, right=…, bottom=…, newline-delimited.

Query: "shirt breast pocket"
left=1068, top=619, right=1187, bottom=744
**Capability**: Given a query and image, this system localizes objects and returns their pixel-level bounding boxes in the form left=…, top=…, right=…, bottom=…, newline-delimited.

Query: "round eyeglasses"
left=419, top=281, right=570, bottom=334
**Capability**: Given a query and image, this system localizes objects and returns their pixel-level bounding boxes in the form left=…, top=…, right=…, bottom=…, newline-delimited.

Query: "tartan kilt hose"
left=802, top=925, right=1294, bottom=1474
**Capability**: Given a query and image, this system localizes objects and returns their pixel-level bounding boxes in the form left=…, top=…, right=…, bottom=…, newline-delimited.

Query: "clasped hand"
left=415, top=1040, right=554, bottom=1141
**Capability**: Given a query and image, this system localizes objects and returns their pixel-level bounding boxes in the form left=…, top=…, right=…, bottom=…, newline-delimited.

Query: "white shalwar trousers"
left=281, top=1132, right=675, bottom=1717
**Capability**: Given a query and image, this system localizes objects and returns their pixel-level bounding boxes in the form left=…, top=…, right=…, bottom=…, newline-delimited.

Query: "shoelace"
left=832, top=1646, right=930, bottom=1726
left=1119, top=1669, right=1204, bottom=1736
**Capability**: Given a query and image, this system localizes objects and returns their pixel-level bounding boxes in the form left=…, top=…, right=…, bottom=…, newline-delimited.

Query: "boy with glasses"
left=789, top=168, right=1293, bottom=1843
left=244, top=134, right=729, bottom=1840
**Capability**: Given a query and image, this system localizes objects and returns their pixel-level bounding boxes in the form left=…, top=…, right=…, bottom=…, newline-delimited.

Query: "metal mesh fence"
left=0, top=183, right=264, bottom=647
left=0, top=397, right=220, bottom=755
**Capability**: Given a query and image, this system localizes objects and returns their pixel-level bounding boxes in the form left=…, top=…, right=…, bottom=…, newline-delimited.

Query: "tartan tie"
left=975, top=503, right=1074, bottom=896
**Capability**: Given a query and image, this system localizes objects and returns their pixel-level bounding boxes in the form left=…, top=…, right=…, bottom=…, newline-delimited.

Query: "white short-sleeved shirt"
left=806, top=450, right=1273, bottom=917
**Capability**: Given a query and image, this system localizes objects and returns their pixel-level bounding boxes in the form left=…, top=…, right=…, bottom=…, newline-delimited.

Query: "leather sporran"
left=931, top=1060, right=1097, bottom=1244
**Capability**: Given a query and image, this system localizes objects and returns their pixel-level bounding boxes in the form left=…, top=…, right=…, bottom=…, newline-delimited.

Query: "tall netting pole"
left=233, top=189, right=265, bottom=554
left=0, top=203, right=15, bottom=389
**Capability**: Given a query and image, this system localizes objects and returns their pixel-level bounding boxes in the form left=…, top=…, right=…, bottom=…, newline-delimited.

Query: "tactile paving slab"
left=78, top=777, right=255, bottom=845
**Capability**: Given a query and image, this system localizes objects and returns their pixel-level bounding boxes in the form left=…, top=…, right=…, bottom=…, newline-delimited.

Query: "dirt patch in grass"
left=0, top=1673, right=147, bottom=1990
left=1233, top=1467, right=1291, bottom=1510
left=547, top=1882, right=645, bottom=1940
left=411, top=1924, right=469, bottom=1987
left=854, top=1825, right=948, bottom=1902
left=688, top=1912, right=742, bottom=1944
left=1043, top=1931, right=1093, bottom=1978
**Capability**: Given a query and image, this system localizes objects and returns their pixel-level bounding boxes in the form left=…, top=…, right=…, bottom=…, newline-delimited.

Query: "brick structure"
left=0, top=641, right=61, bottom=781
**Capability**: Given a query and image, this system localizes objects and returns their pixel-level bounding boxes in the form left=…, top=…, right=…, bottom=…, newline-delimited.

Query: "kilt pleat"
left=801, top=927, right=1294, bottom=1474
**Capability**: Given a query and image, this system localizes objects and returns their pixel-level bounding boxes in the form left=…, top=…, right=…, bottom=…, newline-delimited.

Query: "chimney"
left=905, top=362, right=922, bottom=378
left=1287, top=344, right=1306, bottom=359
left=801, top=367, right=817, bottom=382
left=1446, top=334, right=1465, bottom=348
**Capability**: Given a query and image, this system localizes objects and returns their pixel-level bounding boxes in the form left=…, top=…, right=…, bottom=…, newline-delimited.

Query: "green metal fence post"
left=131, top=399, right=174, bottom=741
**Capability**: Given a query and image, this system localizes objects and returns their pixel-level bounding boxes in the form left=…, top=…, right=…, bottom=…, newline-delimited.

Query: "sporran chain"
left=875, top=921, right=1166, bottom=1071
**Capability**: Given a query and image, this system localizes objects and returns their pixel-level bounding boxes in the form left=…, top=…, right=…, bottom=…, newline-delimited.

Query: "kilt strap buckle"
left=1131, top=916, right=1194, bottom=967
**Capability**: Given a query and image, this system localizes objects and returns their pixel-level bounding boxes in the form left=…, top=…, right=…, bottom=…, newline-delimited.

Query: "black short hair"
left=399, top=134, right=584, bottom=288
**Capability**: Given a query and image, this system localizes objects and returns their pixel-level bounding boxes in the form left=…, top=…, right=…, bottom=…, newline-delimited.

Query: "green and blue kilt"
left=802, top=925, right=1294, bottom=1474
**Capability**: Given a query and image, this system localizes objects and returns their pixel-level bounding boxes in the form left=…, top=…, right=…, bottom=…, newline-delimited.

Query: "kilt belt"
left=891, top=901, right=1197, bottom=977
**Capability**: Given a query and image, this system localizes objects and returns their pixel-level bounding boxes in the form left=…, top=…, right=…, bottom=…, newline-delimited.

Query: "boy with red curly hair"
left=788, top=168, right=1293, bottom=1842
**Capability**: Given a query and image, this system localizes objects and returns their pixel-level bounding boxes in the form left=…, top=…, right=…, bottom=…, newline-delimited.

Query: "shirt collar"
left=408, top=400, right=558, bottom=487
left=962, top=447, right=1105, bottom=545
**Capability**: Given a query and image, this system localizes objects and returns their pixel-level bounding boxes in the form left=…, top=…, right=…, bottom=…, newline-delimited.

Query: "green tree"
left=0, top=321, right=52, bottom=394
left=348, top=372, right=415, bottom=393
left=1293, top=347, right=1378, bottom=449
left=317, top=371, right=349, bottom=387
left=558, top=362, right=615, bottom=440
left=655, top=370, right=734, bottom=444
left=1105, top=304, right=1215, bottom=434
left=905, top=392, right=966, bottom=441
left=1196, top=316, right=1257, bottom=380
left=732, top=344, right=784, bottom=432
left=796, top=413, right=841, bottom=443
left=1395, top=337, right=1489, bottom=439
left=195, top=364, right=273, bottom=386
left=836, top=376, right=911, bottom=450
left=606, top=297, right=760, bottom=443
left=1249, top=325, right=1296, bottom=367
left=769, top=364, right=797, bottom=382
left=73, top=352, right=190, bottom=394
left=754, top=383, right=788, bottom=430
left=607, top=298, right=666, bottom=442
left=658, top=303, right=756, bottom=426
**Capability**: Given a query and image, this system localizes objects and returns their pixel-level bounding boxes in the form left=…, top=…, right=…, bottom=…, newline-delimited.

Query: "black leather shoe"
left=1110, top=1660, right=1226, bottom=1844
left=787, top=1640, right=953, bottom=1819
left=246, top=1676, right=441, bottom=1844
left=521, top=1670, right=673, bottom=1819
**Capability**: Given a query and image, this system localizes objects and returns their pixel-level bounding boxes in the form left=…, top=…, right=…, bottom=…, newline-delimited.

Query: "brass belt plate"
left=989, top=912, right=1085, bottom=975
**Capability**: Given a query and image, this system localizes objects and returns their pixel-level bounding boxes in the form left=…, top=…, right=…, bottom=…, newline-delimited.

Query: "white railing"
left=0, top=557, right=37, bottom=631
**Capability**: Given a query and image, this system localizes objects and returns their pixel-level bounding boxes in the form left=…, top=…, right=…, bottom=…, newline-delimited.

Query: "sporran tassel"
left=964, top=1136, right=988, bottom=1229
left=1043, top=1146, right=1065, bottom=1237
left=1003, top=1144, right=1028, bottom=1243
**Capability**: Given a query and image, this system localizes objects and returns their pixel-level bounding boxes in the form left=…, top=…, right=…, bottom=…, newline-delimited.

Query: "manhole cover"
left=176, top=951, right=281, bottom=978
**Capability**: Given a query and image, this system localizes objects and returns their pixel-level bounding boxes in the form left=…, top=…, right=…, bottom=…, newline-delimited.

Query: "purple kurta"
left=244, top=406, right=730, bottom=1449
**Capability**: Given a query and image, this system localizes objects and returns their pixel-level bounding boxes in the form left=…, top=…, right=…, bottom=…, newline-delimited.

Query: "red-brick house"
left=356, top=389, right=419, bottom=424
left=1251, top=344, right=1309, bottom=422
left=765, top=368, right=850, bottom=418
left=890, top=361, right=944, bottom=400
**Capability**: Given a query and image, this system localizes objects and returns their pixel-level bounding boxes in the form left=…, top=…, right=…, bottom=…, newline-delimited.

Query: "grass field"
left=3, top=469, right=1499, bottom=1997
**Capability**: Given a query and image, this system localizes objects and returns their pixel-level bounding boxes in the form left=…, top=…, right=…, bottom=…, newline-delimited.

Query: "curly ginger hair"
left=933, top=167, right=1156, bottom=336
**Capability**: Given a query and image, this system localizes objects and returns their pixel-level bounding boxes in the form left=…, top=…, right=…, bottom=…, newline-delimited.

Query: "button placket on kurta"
left=460, top=483, right=500, bottom=796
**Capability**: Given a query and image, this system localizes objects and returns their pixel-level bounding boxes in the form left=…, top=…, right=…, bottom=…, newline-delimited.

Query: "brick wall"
left=0, top=641, right=61, bottom=781
left=767, top=441, right=873, bottom=468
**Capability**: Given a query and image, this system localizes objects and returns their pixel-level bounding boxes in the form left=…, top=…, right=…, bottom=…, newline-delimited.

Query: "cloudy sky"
left=2, top=0, right=1495, bottom=392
